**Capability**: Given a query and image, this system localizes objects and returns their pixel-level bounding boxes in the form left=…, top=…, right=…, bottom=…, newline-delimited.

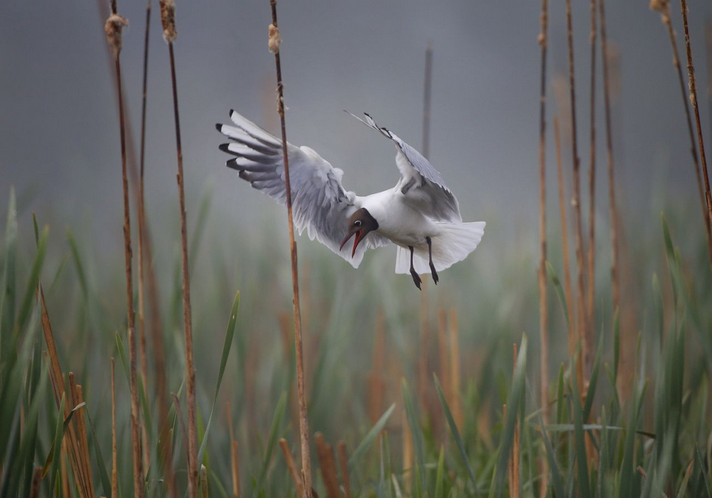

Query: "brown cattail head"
left=268, top=24, right=281, bottom=54
left=104, top=14, right=129, bottom=60
left=159, top=0, right=177, bottom=43
left=649, top=0, right=668, bottom=12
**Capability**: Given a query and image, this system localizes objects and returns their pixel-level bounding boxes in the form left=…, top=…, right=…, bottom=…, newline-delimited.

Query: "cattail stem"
left=565, top=0, right=590, bottom=382
left=586, top=0, right=597, bottom=351
left=554, top=118, right=576, bottom=362
left=679, top=0, right=712, bottom=272
left=337, top=442, right=351, bottom=498
left=105, top=3, right=145, bottom=495
left=267, top=2, right=312, bottom=495
left=599, top=0, right=621, bottom=315
left=536, top=0, right=549, bottom=423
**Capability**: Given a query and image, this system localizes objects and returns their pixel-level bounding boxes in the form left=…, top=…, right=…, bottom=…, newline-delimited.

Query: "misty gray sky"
left=2, top=0, right=712, bottom=249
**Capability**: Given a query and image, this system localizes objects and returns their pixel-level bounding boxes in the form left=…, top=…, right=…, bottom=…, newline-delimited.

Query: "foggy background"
left=1, top=0, right=711, bottom=262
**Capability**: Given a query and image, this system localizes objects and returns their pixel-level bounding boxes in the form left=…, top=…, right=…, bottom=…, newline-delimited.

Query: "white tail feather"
left=395, top=221, right=485, bottom=274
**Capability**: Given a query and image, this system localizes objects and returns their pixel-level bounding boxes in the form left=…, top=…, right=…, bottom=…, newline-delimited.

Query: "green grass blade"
left=14, top=226, right=48, bottom=340
left=546, top=263, right=570, bottom=330
left=571, top=364, right=591, bottom=498
left=251, top=392, right=286, bottom=498
left=494, top=335, right=527, bottom=498
left=198, top=290, right=240, bottom=465
left=86, top=407, right=113, bottom=497
left=402, top=379, right=426, bottom=493
left=434, top=446, right=445, bottom=498
left=348, top=403, right=395, bottom=472
left=434, top=374, right=480, bottom=496
left=583, top=332, right=603, bottom=421
left=1, top=187, right=17, bottom=367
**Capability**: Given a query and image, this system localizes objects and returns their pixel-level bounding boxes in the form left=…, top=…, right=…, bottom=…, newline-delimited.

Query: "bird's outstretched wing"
left=347, top=112, right=462, bottom=223
left=217, top=110, right=388, bottom=267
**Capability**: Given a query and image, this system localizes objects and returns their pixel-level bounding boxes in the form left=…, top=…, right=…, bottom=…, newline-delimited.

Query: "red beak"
left=339, top=230, right=362, bottom=258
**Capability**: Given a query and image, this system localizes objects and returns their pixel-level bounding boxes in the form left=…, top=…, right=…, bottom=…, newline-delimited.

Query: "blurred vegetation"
left=0, top=176, right=711, bottom=497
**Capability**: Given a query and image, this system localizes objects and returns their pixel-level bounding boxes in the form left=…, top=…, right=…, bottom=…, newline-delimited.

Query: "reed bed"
left=1, top=2, right=712, bottom=498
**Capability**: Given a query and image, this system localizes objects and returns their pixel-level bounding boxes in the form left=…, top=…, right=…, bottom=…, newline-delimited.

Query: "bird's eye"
left=354, top=220, right=362, bottom=227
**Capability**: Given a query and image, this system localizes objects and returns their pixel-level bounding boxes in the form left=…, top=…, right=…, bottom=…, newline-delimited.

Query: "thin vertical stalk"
left=137, top=0, right=152, bottom=478
left=652, top=1, right=712, bottom=267
left=536, top=0, right=549, bottom=422
left=447, top=308, right=463, bottom=428
left=679, top=0, right=712, bottom=266
left=599, top=0, right=621, bottom=314
left=565, top=0, right=590, bottom=380
left=419, top=43, right=433, bottom=415
left=586, top=0, right=597, bottom=347
left=267, top=2, right=312, bottom=495
left=158, top=1, right=197, bottom=495
left=554, top=118, right=576, bottom=364
left=105, top=3, right=144, bottom=495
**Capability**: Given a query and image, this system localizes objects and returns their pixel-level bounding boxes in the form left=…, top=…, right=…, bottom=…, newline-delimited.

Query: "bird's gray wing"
left=217, top=110, right=389, bottom=267
left=347, top=112, right=462, bottom=223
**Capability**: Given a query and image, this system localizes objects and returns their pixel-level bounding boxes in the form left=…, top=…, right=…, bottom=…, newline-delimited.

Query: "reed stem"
left=599, top=0, right=621, bottom=315
left=536, top=0, right=549, bottom=423
left=565, top=0, right=590, bottom=381
left=105, top=3, right=144, bottom=494
left=586, top=0, right=597, bottom=348
left=267, top=2, right=312, bottom=495
left=679, top=0, right=712, bottom=272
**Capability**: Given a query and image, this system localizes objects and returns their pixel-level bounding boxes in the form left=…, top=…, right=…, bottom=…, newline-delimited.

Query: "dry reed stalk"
left=267, top=3, right=312, bottom=494
left=707, top=21, right=712, bottom=148
left=315, top=434, right=340, bottom=498
left=536, top=0, right=550, bottom=428
left=337, top=442, right=351, bottom=498
left=652, top=1, right=712, bottom=265
left=447, top=308, right=463, bottom=428
left=598, top=0, right=621, bottom=317
left=565, top=0, right=591, bottom=379
left=369, top=308, right=386, bottom=425
left=171, top=393, right=190, bottom=468
left=157, top=1, right=198, bottom=494
left=227, top=402, right=241, bottom=498
left=586, top=0, right=597, bottom=349
left=554, top=118, right=577, bottom=366
left=679, top=0, right=712, bottom=263
left=39, top=288, right=92, bottom=496
left=279, top=439, right=304, bottom=498
left=111, top=359, right=118, bottom=498
left=69, top=377, right=94, bottom=494
left=61, top=439, right=71, bottom=498
left=105, top=3, right=145, bottom=496
left=28, top=467, right=42, bottom=498
left=136, top=0, right=152, bottom=478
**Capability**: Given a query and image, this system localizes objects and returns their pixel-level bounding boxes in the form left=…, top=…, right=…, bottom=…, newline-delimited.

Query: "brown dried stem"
left=554, top=118, right=576, bottom=361
left=106, top=1, right=145, bottom=493
left=267, top=2, right=312, bottom=495
left=599, top=0, right=621, bottom=315
left=227, top=403, right=241, bottom=498
left=315, top=434, right=340, bottom=498
left=337, top=442, right=351, bottom=498
left=447, top=308, right=463, bottom=428
left=679, top=0, right=712, bottom=271
left=279, top=439, right=304, bottom=498
left=157, top=1, right=198, bottom=494
left=653, top=0, right=712, bottom=266
left=536, top=0, right=549, bottom=425
left=565, top=0, right=590, bottom=380
left=587, top=0, right=597, bottom=351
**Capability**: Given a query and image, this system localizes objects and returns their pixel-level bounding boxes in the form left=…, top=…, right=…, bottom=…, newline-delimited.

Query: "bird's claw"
left=430, top=263, right=439, bottom=285
left=410, top=269, right=422, bottom=290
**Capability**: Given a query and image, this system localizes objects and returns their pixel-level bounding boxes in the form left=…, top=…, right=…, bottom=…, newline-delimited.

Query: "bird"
left=216, top=110, right=485, bottom=289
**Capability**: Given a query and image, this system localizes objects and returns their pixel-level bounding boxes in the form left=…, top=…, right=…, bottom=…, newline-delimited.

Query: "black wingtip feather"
left=219, top=143, right=231, bottom=153
left=225, top=158, right=240, bottom=171
left=215, top=123, right=223, bottom=132
left=229, top=109, right=235, bottom=118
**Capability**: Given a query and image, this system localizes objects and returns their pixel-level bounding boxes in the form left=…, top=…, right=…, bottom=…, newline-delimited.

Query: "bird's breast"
left=362, top=192, right=438, bottom=247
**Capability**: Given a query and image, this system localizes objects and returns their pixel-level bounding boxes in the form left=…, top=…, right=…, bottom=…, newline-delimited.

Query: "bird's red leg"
left=426, top=237, right=439, bottom=285
left=409, top=245, right=422, bottom=290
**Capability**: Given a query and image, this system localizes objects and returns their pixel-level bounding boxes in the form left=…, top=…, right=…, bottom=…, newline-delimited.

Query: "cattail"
left=266, top=1, right=312, bottom=495
left=280, top=439, right=304, bottom=498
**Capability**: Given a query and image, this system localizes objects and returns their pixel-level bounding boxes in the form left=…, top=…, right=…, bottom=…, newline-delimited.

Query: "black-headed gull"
left=216, top=111, right=485, bottom=289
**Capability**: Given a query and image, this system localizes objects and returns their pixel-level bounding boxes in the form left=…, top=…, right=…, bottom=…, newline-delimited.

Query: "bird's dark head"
left=339, top=208, right=379, bottom=258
